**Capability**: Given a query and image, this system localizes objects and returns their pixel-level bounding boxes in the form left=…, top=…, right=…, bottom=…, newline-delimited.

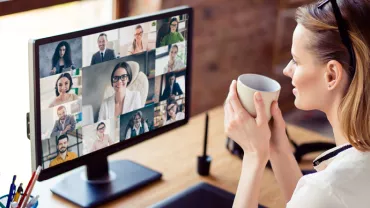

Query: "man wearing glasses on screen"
left=90, top=33, right=116, bottom=65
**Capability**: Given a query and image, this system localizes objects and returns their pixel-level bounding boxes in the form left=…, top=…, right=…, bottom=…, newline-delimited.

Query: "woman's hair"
left=111, top=61, right=133, bottom=86
left=169, top=17, right=179, bottom=33
left=296, top=0, right=370, bottom=151
left=132, top=25, right=143, bottom=52
left=166, top=98, right=178, bottom=120
left=134, top=111, right=145, bottom=123
left=55, top=73, right=73, bottom=96
left=52, top=41, right=72, bottom=68
left=96, top=122, right=105, bottom=131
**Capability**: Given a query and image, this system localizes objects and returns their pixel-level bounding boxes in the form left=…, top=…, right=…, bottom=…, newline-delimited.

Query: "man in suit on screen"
left=90, top=33, right=116, bottom=65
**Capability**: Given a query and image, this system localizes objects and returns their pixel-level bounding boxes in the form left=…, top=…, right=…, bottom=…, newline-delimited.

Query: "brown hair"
left=296, top=0, right=370, bottom=151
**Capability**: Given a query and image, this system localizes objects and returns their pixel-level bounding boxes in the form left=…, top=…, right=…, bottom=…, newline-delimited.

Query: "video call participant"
left=91, top=122, right=114, bottom=152
left=163, top=44, right=185, bottom=73
left=50, top=41, right=76, bottom=75
left=98, top=62, right=142, bottom=121
left=125, top=111, right=149, bottom=139
left=50, top=105, right=76, bottom=138
left=160, top=18, right=184, bottom=47
left=49, top=73, right=78, bottom=108
left=128, top=25, right=147, bottom=55
left=164, top=98, right=185, bottom=125
left=90, top=33, right=116, bottom=65
left=160, top=72, right=183, bottom=101
left=49, top=134, right=77, bottom=167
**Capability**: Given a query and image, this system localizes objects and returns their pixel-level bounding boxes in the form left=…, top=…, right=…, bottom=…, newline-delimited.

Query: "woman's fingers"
left=229, top=81, right=251, bottom=121
left=254, top=92, right=268, bottom=126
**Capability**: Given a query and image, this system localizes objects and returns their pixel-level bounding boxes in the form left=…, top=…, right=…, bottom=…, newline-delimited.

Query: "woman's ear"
left=325, top=60, right=344, bottom=89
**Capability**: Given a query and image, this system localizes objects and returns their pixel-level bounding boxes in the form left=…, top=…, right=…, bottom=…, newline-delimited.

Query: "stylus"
left=203, top=113, right=209, bottom=157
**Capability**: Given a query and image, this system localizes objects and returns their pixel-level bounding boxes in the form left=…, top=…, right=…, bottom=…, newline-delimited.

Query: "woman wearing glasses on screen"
left=128, top=25, right=148, bottom=55
left=50, top=41, right=76, bottom=75
left=98, top=62, right=141, bottom=121
left=163, top=45, right=186, bottom=73
left=160, top=18, right=184, bottom=47
left=49, top=73, right=78, bottom=108
left=224, top=1, right=370, bottom=207
left=164, top=98, right=184, bottom=126
left=91, top=122, right=114, bottom=152
left=125, top=111, right=149, bottom=140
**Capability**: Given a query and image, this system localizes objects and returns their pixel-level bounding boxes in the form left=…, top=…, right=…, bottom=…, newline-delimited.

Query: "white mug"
left=236, top=74, right=281, bottom=121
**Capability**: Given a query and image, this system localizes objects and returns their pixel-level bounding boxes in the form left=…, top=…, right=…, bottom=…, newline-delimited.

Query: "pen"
left=25, top=195, right=38, bottom=208
left=12, top=183, right=23, bottom=202
left=6, top=175, right=16, bottom=208
left=21, top=166, right=41, bottom=208
left=17, top=169, right=36, bottom=208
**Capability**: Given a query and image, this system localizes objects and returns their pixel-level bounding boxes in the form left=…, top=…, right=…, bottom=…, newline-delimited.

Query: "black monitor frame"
left=28, top=6, right=193, bottom=181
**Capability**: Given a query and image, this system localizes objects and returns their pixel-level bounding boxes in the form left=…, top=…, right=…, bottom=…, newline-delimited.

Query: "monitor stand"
left=50, top=158, right=162, bottom=208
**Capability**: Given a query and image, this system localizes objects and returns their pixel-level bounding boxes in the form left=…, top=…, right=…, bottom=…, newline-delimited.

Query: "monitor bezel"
left=29, top=6, right=193, bottom=181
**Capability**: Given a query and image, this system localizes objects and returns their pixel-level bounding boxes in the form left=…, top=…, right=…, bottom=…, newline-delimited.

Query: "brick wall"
left=161, top=0, right=297, bottom=116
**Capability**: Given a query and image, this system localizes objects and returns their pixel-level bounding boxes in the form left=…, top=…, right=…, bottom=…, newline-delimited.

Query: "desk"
left=33, top=106, right=333, bottom=208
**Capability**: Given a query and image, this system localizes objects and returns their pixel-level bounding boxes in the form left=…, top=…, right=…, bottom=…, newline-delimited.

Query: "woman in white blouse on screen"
left=224, top=1, right=370, bottom=207
left=163, top=44, right=185, bottom=73
left=98, top=62, right=141, bottom=121
left=164, top=99, right=184, bottom=125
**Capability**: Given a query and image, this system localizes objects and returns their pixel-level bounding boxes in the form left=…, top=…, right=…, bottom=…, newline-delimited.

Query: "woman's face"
left=168, top=104, right=177, bottom=118
left=59, top=46, right=66, bottom=58
left=170, top=21, right=178, bottom=33
left=283, top=24, right=329, bottom=111
left=112, top=68, right=129, bottom=92
left=135, top=28, right=143, bottom=42
left=97, top=124, right=105, bottom=134
left=170, top=47, right=178, bottom=59
left=134, top=115, right=141, bottom=125
left=57, top=77, right=70, bottom=95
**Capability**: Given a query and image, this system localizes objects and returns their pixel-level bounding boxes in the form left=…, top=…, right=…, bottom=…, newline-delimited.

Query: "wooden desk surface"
left=33, top=106, right=333, bottom=208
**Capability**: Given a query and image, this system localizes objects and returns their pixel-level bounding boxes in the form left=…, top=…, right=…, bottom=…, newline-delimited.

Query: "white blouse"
left=98, top=89, right=141, bottom=121
left=287, top=143, right=370, bottom=208
left=163, top=59, right=186, bottom=74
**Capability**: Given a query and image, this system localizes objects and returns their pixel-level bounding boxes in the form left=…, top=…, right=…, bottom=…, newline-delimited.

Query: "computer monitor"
left=27, top=6, right=193, bottom=207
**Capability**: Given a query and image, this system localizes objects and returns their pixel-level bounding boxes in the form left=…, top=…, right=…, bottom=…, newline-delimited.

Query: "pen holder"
left=0, top=194, right=38, bottom=208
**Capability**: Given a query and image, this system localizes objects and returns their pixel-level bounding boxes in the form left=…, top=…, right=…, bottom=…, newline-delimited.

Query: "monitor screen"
left=29, top=7, right=192, bottom=177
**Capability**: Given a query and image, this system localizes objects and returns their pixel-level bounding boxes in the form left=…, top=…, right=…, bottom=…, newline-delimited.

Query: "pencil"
left=21, top=166, right=41, bottom=208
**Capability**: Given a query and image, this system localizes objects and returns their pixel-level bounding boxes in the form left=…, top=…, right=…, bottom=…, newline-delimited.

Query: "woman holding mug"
left=225, top=0, right=370, bottom=207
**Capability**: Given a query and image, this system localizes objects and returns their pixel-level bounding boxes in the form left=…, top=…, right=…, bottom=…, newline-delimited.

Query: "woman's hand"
left=224, top=80, right=271, bottom=163
left=51, top=67, right=56, bottom=74
left=269, top=101, right=292, bottom=155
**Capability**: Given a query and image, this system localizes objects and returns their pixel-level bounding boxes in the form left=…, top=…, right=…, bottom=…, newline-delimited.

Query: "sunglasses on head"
left=318, top=0, right=356, bottom=78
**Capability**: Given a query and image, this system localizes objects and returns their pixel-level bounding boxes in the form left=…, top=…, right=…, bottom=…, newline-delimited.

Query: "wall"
left=161, top=0, right=287, bottom=116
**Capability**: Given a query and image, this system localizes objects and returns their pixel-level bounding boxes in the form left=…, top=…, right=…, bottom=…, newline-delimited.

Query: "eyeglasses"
left=318, top=0, right=356, bottom=78
left=97, top=126, right=105, bottom=131
left=170, top=24, right=177, bottom=27
left=134, top=32, right=143, bottom=37
left=112, top=74, right=128, bottom=83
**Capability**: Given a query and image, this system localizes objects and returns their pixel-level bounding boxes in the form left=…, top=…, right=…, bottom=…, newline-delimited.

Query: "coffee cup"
left=236, top=74, right=281, bottom=121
